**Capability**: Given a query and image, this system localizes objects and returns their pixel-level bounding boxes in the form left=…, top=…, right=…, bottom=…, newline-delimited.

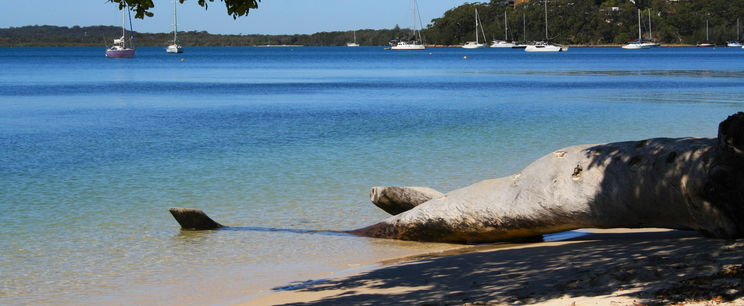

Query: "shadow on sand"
left=272, top=230, right=743, bottom=305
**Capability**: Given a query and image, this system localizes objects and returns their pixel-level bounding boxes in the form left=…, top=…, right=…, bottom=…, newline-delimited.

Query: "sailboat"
left=641, top=9, right=660, bottom=47
left=697, top=19, right=715, bottom=47
left=622, top=9, right=651, bottom=49
left=727, top=18, right=742, bottom=47
left=346, top=31, right=360, bottom=47
left=512, top=11, right=529, bottom=49
left=105, top=5, right=135, bottom=58
left=525, top=0, right=568, bottom=52
left=463, top=8, right=487, bottom=49
left=391, top=0, right=425, bottom=50
left=166, top=0, right=183, bottom=53
left=491, top=11, right=516, bottom=48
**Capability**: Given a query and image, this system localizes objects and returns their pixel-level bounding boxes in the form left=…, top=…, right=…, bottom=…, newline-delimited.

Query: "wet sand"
left=243, top=229, right=744, bottom=305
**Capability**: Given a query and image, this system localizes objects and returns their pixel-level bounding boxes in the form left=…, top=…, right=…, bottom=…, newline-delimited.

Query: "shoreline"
left=0, top=44, right=709, bottom=48
left=242, top=229, right=744, bottom=305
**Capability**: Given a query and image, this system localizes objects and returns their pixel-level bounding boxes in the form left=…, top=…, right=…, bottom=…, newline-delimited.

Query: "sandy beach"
left=244, top=229, right=744, bottom=305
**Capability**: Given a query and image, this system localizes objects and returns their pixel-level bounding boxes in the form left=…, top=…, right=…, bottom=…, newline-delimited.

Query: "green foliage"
left=108, top=0, right=259, bottom=19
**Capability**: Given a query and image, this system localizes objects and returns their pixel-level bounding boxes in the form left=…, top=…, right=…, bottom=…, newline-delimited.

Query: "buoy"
left=463, top=56, right=468, bottom=59
left=180, top=58, right=185, bottom=62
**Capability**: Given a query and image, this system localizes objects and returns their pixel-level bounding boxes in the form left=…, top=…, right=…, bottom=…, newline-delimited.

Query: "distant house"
left=494, top=0, right=516, bottom=5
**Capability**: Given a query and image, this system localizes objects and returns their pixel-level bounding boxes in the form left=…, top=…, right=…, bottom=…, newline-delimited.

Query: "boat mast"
left=637, top=9, right=642, bottom=42
left=173, top=0, right=178, bottom=44
left=120, top=8, right=126, bottom=39
left=648, top=9, right=653, bottom=41
left=504, top=11, right=508, bottom=41
left=478, top=9, right=486, bottom=43
left=128, top=5, right=135, bottom=48
left=706, top=19, right=709, bottom=41
left=543, top=0, right=549, bottom=41
left=738, top=18, right=741, bottom=41
left=475, top=8, right=479, bottom=44
left=523, top=11, right=526, bottom=42
left=411, top=0, right=423, bottom=43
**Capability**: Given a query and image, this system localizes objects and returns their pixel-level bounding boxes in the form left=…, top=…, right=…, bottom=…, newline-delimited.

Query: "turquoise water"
left=1, top=46, right=743, bottom=304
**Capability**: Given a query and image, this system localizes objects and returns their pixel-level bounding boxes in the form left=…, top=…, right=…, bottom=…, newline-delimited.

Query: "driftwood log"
left=350, top=113, right=744, bottom=243
left=168, top=113, right=744, bottom=244
left=370, top=186, right=444, bottom=215
left=169, top=208, right=224, bottom=230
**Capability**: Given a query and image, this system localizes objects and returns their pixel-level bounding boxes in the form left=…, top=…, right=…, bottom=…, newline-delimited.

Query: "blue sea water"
left=1, top=46, right=743, bottom=304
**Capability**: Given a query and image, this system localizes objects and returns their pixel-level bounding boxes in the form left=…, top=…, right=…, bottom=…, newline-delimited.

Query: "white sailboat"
left=166, top=0, right=183, bottom=53
left=697, top=19, right=715, bottom=47
left=491, top=11, right=516, bottom=48
left=525, top=0, right=568, bottom=52
left=463, top=8, right=487, bottom=49
left=346, top=31, right=360, bottom=47
left=728, top=18, right=742, bottom=47
left=622, top=9, right=651, bottom=49
left=641, top=9, right=660, bottom=47
left=391, top=0, right=425, bottom=50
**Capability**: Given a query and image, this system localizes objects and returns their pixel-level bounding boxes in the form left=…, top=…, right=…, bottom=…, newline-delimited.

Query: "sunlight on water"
left=1, top=46, right=742, bottom=304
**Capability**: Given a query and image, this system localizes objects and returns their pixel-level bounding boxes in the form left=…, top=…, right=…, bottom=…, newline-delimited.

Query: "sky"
left=0, top=0, right=474, bottom=35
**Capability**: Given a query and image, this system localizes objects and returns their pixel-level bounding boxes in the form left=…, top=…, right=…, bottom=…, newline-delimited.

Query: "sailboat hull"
left=622, top=43, right=651, bottom=49
left=105, top=49, right=135, bottom=58
left=490, top=41, right=515, bottom=48
left=524, top=45, right=567, bottom=52
left=462, top=42, right=486, bottom=49
left=166, top=44, right=183, bottom=53
left=391, top=43, right=425, bottom=50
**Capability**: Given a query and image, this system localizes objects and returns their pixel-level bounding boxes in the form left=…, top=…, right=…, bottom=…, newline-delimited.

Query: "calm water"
left=1, top=46, right=742, bottom=304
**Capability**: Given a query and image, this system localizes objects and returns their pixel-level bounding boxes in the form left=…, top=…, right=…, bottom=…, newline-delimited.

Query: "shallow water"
left=1, top=46, right=742, bottom=304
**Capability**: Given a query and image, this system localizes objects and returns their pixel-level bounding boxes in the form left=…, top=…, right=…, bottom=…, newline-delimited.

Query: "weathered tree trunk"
left=350, top=113, right=744, bottom=243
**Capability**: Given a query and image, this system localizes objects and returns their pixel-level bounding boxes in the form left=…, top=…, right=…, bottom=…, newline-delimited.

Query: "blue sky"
left=0, top=0, right=474, bottom=34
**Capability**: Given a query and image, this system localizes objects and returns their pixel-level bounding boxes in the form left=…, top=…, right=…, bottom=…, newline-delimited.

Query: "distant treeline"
left=2, top=0, right=743, bottom=47
left=0, top=25, right=413, bottom=47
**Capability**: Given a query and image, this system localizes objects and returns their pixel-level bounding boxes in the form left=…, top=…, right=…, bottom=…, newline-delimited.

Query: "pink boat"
left=106, top=41, right=135, bottom=58
left=106, top=7, right=135, bottom=58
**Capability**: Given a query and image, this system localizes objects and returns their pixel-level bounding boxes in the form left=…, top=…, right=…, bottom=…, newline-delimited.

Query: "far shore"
left=242, top=228, right=744, bottom=305
left=0, top=43, right=710, bottom=48
left=425, top=43, right=700, bottom=48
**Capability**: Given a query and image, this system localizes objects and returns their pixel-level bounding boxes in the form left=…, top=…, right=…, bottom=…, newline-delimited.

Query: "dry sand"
left=241, top=229, right=744, bottom=305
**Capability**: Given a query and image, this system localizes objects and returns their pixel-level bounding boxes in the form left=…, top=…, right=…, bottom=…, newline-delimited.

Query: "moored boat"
left=390, top=41, right=425, bottom=50
left=391, top=0, right=425, bottom=51
left=166, top=0, right=183, bottom=53
left=727, top=18, right=742, bottom=47
left=490, top=12, right=517, bottom=48
left=490, top=40, right=515, bottom=48
left=463, top=8, right=487, bottom=49
left=622, top=10, right=652, bottom=50
left=525, top=0, right=567, bottom=52
left=347, top=31, right=360, bottom=47
left=106, top=6, right=135, bottom=58
left=525, top=42, right=568, bottom=52
left=697, top=19, right=714, bottom=47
